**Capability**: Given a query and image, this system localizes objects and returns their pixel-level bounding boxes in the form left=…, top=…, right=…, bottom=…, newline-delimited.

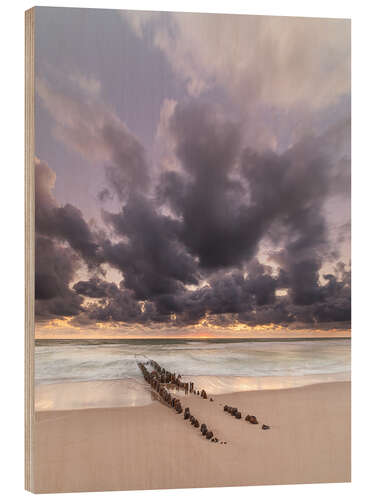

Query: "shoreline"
left=35, top=372, right=351, bottom=411
left=33, top=381, right=351, bottom=493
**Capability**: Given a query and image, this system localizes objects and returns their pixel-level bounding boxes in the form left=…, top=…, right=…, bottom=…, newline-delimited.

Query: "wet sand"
left=35, top=372, right=350, bottom=411
left=32, top=381, right=351, bottom=493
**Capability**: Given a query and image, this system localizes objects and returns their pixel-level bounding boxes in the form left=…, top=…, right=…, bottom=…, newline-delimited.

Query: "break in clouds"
left=34, top=10, right=351, bottom=333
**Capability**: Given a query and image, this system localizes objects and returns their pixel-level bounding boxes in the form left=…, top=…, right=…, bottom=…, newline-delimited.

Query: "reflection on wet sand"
left=183, top=371, right=350, bottom=394
left=35, top=379, right=152, bottom=411
left=35, top=371, right=350, bottom=411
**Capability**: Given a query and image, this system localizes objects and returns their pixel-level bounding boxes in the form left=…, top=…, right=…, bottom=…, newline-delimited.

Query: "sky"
left=34, top=7, right=351, bottom=338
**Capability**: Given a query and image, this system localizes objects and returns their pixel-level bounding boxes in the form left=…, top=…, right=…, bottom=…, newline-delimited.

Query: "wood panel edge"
left=25, top=7, right=35, bottom=493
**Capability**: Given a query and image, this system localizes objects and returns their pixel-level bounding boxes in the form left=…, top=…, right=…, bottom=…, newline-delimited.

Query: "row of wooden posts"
left=145, top=359, right=209, bottom=399
left=137, top=358, right=271, bottom=443
left=137, top=359, right=222, bottom=443
left=223, top=405, right=270, bottom=429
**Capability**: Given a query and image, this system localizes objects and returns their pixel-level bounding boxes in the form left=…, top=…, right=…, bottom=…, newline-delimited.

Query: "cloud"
left=158, top=101, right=333, bottom=279
left=35, top=158, right=101, bottom=267
left=123, top=12, right=350, bottom=109
left=35, top=158, right=102, bottom=319
left=73, top=277, right=118, bottom=298
left=37, top=76, right=149, bottom=200
left=83, top=95, right=350, bottom=324
left=35, top=235, right=83, bottom=319
left=68, top=72, right=102, bottom=96
left=101, top=193, right=199, bottom=300
left=123, top=12, right=350, bottom=156
left=35, top=60, right=350, bottom=331
left=97, top=188, right=113, bottom=203
left=73, top=278, right=145, bottom=324
left=158, top=101, right=248, bottom=268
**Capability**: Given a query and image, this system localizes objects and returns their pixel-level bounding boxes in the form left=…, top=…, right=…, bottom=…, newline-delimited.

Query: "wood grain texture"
left=25, top=7, right=35, bottom=493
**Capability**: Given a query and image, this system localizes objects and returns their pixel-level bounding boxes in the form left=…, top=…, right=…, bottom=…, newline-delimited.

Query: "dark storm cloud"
left=96, top=260, right=280, bottom=327
left=159, top=101, right=249, bottom=268
left=172, top=260, right=281, bottom=326
left=73, top=278, right=146, bottom=324
left=159, top=102, right=334, bottom=280
left=35, top=235, right=83, bottom=319
left=240, top=134, right=338, bottom=306
left=73, top=277, right=118, bottom=298
left=84, top=292, right=142, bottom=324
left=33, top=10, right=350, bottom=333
left=101, top=193, right=199, bottom=299
left=312, top=268, right=351, bottom=323
left=35, top=159, right=101, bottom=319
left=102, top=122, right=150, bottom=200
left=35, top=100, right=350, bottom=329
left=93, top=259, right=282, bottom=328
left=35, top=159, right=102, bottom=267
left=156, top=102, right=348, bottom=313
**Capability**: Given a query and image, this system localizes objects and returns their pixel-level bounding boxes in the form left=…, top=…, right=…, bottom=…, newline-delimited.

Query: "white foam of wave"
left=35, top=339, right=350, bottom=384
left=35, top=372, right=351, bottom=411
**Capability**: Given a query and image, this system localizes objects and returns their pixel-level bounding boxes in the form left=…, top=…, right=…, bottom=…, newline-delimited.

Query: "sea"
left=35, top=338, right=351, bottom=411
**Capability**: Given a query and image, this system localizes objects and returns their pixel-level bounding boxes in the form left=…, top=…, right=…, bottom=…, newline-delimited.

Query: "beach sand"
left=32, top=381, right=351, bottom=493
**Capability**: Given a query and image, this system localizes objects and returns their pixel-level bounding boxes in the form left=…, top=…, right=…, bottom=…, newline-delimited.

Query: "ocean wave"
left=35, top=339, right=351, bottom=385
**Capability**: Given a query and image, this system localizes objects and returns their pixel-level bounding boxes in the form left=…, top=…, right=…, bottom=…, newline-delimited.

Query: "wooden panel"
left=25, top=7, right=35, bottom=493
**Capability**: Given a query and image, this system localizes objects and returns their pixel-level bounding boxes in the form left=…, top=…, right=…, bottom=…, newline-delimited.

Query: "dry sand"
left=32, top=381, right=351, bottom=493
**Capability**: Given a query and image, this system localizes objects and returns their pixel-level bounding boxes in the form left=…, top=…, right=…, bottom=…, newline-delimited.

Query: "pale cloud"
left=69, top=72, right=102, bottom=96
left=37, top=76, right=121, bottom=163
left=123, top=12, right=350, bottom=110
left=120, top=10, right=157, bottom=38
left=37, top=76, right=150, bottom=199
left=154, top=98, right=179, bottom=172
